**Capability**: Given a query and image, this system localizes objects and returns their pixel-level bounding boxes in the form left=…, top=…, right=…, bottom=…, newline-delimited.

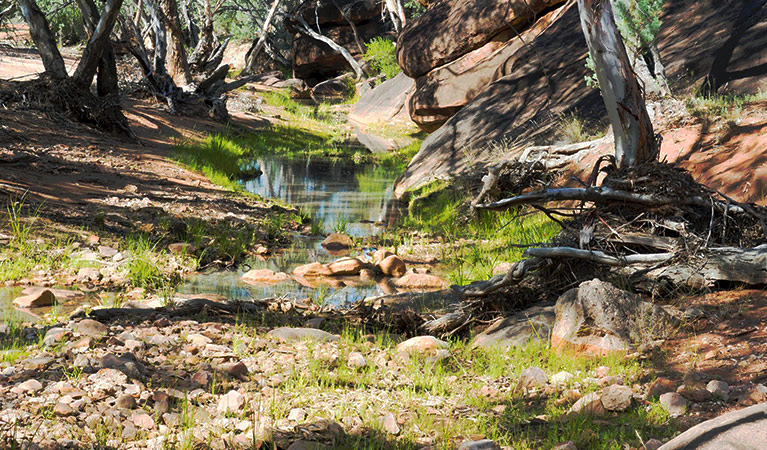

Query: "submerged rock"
left=241, top=269, right=291, bottom=284
left=293, top=262, right=333, bottom=278
left=327, top=257, right=366, bottom=276
left=378, top=255, right=406, bottom=277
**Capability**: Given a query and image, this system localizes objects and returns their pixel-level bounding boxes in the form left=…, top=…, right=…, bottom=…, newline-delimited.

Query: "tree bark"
left=75, top=0, right=119, bottom=96
left=17, top=0, right=68, bottom=79
left=162, top=0, right=193, bottom=85
left=287, top=12, right=364, bottom=79
left=384, top=0, right=406, bottom=32
left=72, top=0, right=125, bottom=88
left=577, top=0, right=656, bottom=168
left=179, top=0, right=199, bottom=47
left=189, top=0, right=215, bottom=70
left=242, top=0, right=281, bottom=76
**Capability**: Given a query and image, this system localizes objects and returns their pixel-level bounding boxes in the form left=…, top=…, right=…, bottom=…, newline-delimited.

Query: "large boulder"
left=408, top=6, right=566, bottom=131
left=393, top=2, right=603, bottom=198
left=551, top=279, right=677, bottom=356
left=349, top=73, right=415, bottom=128
left=471, top=304, right=555, bottom=349
left=658, top=403, right=767, bottom=450
left=396, top=0, right=566, bottom=79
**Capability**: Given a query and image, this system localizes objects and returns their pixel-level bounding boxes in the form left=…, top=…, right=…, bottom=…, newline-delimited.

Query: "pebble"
left=659, top=392, right=688, bottom=417
left=116, top=394, right=137, bottom=409
left=381, top=413, right=400, bottom=435
left=516, top=366, right=548, bottom=391
left=347, top=352, right=367, bottom=368
left=217, top=390, right=245, bottom=414
left=132, top=412, right=155, bottom=430
left=457, top=439, right=501, bottom=450
left=550, top=371, right=574, bottom=385
left=706, top=380, right=730, bottom=400
left=600, top=384, right=633, bottom=411
left=11, top=379, right=43, bottom=394
left=288, top=407, right=306, bottom=422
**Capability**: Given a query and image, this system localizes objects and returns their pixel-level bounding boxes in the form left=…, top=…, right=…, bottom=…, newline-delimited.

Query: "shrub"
left=363, top=37, right=400, bottom=80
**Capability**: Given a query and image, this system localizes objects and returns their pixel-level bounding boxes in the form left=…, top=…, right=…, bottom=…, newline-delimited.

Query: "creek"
left=178, top=155, right=404, bottom=308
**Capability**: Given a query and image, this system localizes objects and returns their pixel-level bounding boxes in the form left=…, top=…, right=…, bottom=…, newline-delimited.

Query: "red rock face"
left=396, top=0, right=566, bottom=79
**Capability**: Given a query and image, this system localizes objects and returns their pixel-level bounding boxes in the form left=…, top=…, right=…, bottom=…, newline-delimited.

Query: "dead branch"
left=523, top=247, right=674, bottom=266
left=475, top=186, right=747, bottom=215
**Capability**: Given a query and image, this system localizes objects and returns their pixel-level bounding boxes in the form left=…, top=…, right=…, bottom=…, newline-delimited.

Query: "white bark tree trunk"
left=242, top=0, right=281, bottom=76
left=577, top=0, right=657, bottom=168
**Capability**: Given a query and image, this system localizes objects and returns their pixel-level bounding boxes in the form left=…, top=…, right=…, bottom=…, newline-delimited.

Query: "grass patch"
left=243, top=326, right=671, bottom=450
left=686, top=90, right=767, bottom=122
left=380, top=183, right=560, bottom=285
left=556, top=112, right=606, bottom=144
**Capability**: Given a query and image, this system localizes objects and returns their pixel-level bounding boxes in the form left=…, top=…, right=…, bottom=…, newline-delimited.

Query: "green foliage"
left=614, top=0, right=665, bottom=54
left=38, top=0, right=85, bottom=45
left=584, top=54, right=599, bottom=89
left=363, top=37, right=401, bottom=80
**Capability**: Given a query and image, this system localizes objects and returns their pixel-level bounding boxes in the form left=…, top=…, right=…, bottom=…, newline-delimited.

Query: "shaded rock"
left=116, top=394, right=137, bottom=409
left=293, top=21, right=383, bottom=84
left=551, top=279, right=676, bottom=356
left=218, top=390, right=245, bottom=414
left=76, top=319, right=108, bottom=339
left=224, top=361, right=249, bottom=378
left=23, top=356, right=54, bottom=370
left=457, top=440, right=501, bottom=450
left=152, top=391, right=170, bottom=414
left=99, top=353, right=144, bottom=379
left=392, top=3, right=603, bottom=199
left=311, top=74, right=353, bottom=103
left=678, top=386, right=712, bottom=403
left=293, top=0, right=381, bottom=28
left=397, top=0, right=565, bottom=78
left=706, top=380, right=729, bottom=400
left=471, top=305, right=555, bottom=349
left=241, top=269, right=291, bottom=284
left=647, top=377, right=676, bottom=399
left=293, top=262, right=333, bottom=278
left=268, top=327, right=339, bottom=342
left=601, top=384, right=633, bottom=412
left=321, top=233, right=354, bottom=250
left=658, top=403, right=767, bottom=450
left=515, top=366, right=548, bottom=391
left=286, top=440, right=329, bottom=450
left=378, top=255, right=406, bottom=277
left=644, top=439, right=663, bottom=450
left=350, top=72, right=414, bottom=128
left=408, top=6, right=566, bottom=131
left=393, top=273, right=448, bottom=290
left=327, top=257, right=366, bottom=276
left=13, top=289, right=56, bottom=308
left=167, top=242, right=194, bottom=254
left=659, top=392, right=688, bottom=417
left=381, top=413, right=400, bottom=435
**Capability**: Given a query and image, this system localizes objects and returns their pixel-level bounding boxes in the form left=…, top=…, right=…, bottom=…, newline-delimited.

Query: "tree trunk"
left=17, top=0, right=67, bottom=79
left=577, top=0, right=656, bottom=168
left=162, top=0, right=193, bottom=85
left=189, top=0, right=215, bottom=70
left=384, top=0, right=406, bottom=32
left=288, top=12, right=364, bottom=79
left=179, top=0, right=198, bottom=47
left=242, top=0, right=281, bottom=76
left=72, top=0, right=125, bottom=88
left=75, top=0, right=119, bottom=96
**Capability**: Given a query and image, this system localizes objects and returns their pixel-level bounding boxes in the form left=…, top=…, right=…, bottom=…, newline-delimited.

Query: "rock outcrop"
left=658, top=402, right=767, bottom=450
left=393, top=2, right=603, bottom=197
left=289, top=0, right=386, bottom=85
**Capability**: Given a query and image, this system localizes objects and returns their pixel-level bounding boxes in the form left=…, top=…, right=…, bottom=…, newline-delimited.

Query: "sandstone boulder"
left=349, top=73, right=415, bottom=128
left=393, top=273, right=449, bottom=290
left=292, top=0, right=381, bottom=28
left=311, top=74, right=353, bottom=103
left=471, top=304, right=554, bottom=349
left=327, top=257, right=366, bottom=276
left=551, top=279, right=676, bottom=356
left=408, top=6, right=566, bottom=131
left=378, top=255, right=406, bottom=277
left=658, top=403, right=767, bottom=450
left=396, top=0, right=565, bottom=78
left=293, top=262, right=333, bottom=278
left=241, top=269, right=291, bottom=284
left=393, top=3, right=602, bottom=198
left=13, top=289, right=56, bottom=308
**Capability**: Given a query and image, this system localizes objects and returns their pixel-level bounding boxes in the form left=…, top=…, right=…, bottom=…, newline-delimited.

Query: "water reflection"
left=241, top=157, right=397, bottom=236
